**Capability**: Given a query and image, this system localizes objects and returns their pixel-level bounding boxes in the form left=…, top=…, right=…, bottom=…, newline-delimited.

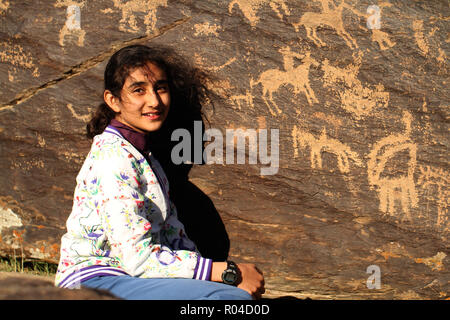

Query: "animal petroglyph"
left=292, top=0, right=358, bottom=49
left=111, top=0, right=168, bottom=34
left=367, top=111, right=418, bottom=220
left=66, top=103, right=92, bottom=123
left=292, top=125, right=362, bottom=174
left=321, top=53, right=389, bottom=119
left=251, top=47, right=319, bottom=116
left=231, top=90, right=254, bottom=110
left=228, top=0, right=290, bottom=26
left=417, top=166, right=449, bottom=230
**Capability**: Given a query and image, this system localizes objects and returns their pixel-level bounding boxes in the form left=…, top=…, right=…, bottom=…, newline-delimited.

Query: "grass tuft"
left=0, top=256, right=58, bottom=276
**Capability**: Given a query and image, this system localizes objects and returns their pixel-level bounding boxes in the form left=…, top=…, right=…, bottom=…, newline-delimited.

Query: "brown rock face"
left=0, top=1, right=448, bottom=299
left=0, top=272, right=118, bottom=299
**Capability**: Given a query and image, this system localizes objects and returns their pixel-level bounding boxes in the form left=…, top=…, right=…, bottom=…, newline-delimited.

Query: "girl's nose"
left=145, top=91, right=160, bottom=107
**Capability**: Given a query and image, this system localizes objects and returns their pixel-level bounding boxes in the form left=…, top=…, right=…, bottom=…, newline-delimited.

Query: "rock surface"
left=0, top=0, right=448, bottom=299
left=0, top=272, right=118, bottom=299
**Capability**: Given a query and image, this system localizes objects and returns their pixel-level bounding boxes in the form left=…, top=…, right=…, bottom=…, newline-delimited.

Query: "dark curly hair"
left=86, top=44, right=209, bottom=140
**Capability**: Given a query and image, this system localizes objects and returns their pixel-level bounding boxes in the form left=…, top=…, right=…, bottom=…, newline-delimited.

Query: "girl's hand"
left=211, top=262, right=265, bottom=299
left=236, top=263, right=265, bottom=299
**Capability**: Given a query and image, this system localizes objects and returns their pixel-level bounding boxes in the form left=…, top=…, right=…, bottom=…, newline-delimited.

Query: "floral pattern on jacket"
left=55, top=128, right=207, bottom=287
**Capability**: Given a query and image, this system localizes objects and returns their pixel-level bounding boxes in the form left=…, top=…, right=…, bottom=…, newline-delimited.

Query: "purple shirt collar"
left=109, top=119, right=149, bottom=154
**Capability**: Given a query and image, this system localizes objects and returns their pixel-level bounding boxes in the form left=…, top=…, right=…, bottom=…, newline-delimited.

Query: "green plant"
left=0, top=256, right=57, bottom=276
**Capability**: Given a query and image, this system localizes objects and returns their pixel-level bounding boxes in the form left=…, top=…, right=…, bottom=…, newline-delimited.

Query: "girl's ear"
left=104, top=90, right=121, bottom=113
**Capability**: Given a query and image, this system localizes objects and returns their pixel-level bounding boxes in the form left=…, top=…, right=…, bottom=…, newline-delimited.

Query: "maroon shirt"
left=109, top=119, right=149, bottom=155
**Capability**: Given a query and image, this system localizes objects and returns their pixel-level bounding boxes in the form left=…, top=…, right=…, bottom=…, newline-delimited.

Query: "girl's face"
left=105, top=62, right=170, bottom=133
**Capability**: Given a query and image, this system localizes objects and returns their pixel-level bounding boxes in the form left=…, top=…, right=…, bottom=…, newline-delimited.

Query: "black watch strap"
left=227, top=260, right=237, bottom=270
left=221, top=260, right=239, bottom=286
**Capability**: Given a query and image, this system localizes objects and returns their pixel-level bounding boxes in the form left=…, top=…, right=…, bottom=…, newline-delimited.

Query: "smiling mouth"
left=142, top=111, right=162, bottom=120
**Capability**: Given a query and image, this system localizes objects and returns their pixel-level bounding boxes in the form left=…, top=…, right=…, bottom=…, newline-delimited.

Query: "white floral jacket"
left=55, top=125, right=212, bottom=288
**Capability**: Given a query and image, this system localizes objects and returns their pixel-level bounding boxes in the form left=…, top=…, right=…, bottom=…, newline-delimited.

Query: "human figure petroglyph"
left=251, top=47, right=319, bottom=116
left=228, top=0, right=290, bottom=26
left=292, top=0, right=358, bottom=49
left=417, top=166, right=449, bottom=229
left=111, top=0, right=168, bottom=34
left=292, top=125, right=362, bottom=174
left=321, top=53, right=389, bottom=119
left=367, top=111, right=418, bottom=220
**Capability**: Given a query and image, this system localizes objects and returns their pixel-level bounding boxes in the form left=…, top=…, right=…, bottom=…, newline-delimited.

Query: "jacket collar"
left=108, top=119, right=149, bottom=155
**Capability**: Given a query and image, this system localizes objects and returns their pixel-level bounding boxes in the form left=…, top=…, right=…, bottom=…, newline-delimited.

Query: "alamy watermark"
left=366, top=5, right=381, bottom=30
left=366, top=265, right=381, bottom=289
left=171, top=121, right=279, bottom=176
left=66, top=5, right=81, bottom=30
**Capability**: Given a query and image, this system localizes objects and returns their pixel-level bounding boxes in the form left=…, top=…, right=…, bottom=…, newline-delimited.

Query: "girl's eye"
left=156, top=85, right=168, bottom=92
left=133, top=88, right=145, bottom=94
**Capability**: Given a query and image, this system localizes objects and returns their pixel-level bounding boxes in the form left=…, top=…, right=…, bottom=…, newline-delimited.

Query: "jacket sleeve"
left=92, top=149, right=212, bottom=280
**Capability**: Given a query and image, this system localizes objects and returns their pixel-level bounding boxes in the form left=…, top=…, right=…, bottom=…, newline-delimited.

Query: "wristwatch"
left=221, top=260, right=240, bottom=286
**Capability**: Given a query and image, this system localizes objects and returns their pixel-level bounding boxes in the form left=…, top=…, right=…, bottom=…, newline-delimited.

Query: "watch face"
left=223, top=271, right=237, bottom=284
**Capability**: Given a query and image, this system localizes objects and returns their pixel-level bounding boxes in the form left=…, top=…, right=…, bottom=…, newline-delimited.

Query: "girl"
left=54, top=44, right=265, bottom=300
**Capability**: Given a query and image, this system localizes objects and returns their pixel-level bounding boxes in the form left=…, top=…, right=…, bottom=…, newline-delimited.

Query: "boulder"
left=0, top=0, right=448, bottom=299
left=0, top=272, right=118, bottom=299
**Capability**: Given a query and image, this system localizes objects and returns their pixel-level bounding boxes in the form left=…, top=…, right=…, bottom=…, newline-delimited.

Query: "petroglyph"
left=231, top=90, right=254, bottom=110
left=292, top=0, right=358, bottom=49
left=194, top=22, right=221, bottom=37
left=12, top=158, right=45, bottom=171
left=208, top=57, right=237, bottom=73
left=0, top=17, right=190, bottom=113
left=251, top=47, right=319, bottom=116
left=0, top=41, right=40, bottom=80
left=417, top=166, right=449, bottom=229
left=66, top=103, right=92, bottom=123
left=367, top=111, right=418, bottom=220
left=321, top=53, right=389, bottom=119
left=366, top=4, right=396, bottom=50
left=371, top=29, right=396, bottom=51
left=413, top=20, right=430, bottom=56
left=228, top=0, right=290, bottom=26
left=55, top=1, right=86, bottom=47
left=111, top=0, right=168, bottom=34
left=0, top=0, right=9, bottom=14
left=436, top=47, right=447, bottom=64
left=413, top=19, right=448, bottom=65
left=36, top=132, right=46, bottom=148
left=292, top=125, right=362, bottom=174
